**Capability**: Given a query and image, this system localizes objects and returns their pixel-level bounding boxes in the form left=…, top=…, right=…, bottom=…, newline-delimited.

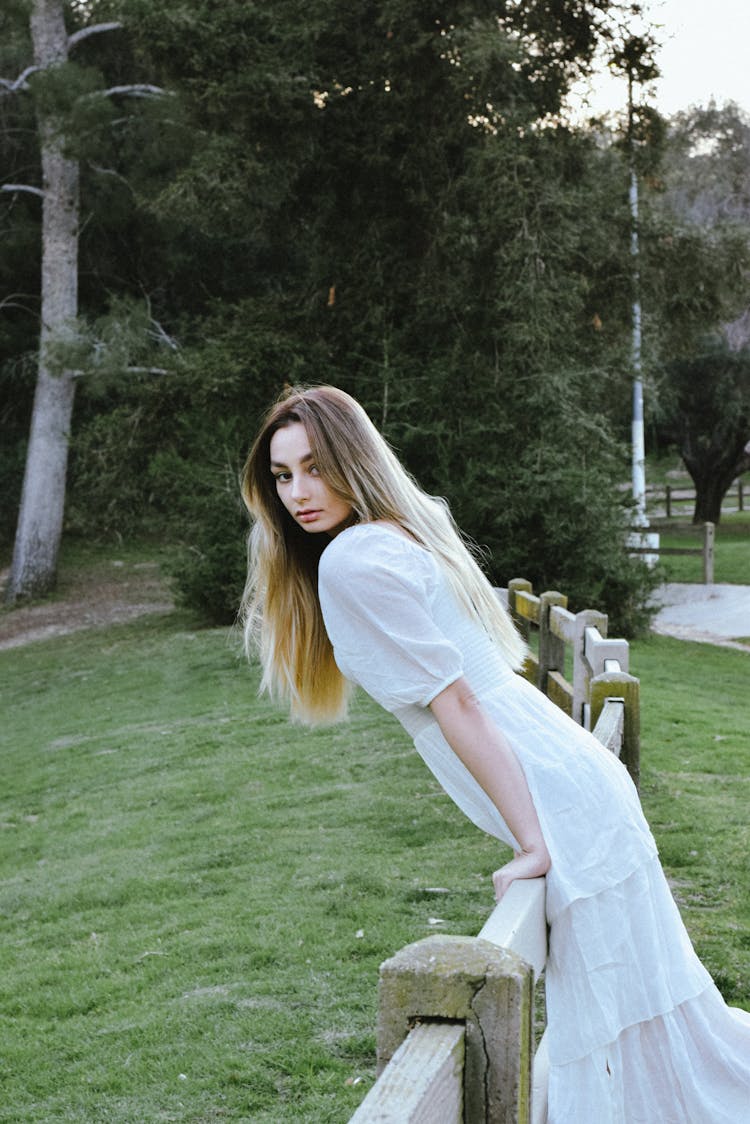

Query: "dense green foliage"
left=2, top=2, right=747, bottom=628
left=0, top=594, right=747, bottom=1121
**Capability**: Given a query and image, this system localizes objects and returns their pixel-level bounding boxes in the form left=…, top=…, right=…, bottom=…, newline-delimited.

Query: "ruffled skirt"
left=545, top=856, right=750, bottom=1122
left=549, top=986, right=750, bottom=1123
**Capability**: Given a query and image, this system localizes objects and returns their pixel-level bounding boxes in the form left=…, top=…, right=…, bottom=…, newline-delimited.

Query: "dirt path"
left=0, top=557, right=174, bottom=651
left=651, top=583, right=750, bottom=653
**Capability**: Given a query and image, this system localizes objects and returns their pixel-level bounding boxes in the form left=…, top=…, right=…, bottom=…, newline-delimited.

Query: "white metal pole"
left=632, top=373, right=647, bottom=527
left=628, top=89, right=648, bottom=529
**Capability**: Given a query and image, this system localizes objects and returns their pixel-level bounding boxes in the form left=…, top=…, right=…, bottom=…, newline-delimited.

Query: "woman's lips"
left=296, top=509, right=321, bottom=523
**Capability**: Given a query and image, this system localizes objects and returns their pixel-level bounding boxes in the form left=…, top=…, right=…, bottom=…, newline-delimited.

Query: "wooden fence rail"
left=504, top=578, right=639, bottom=788
left=629, top=520, right=715, bottom=584
left=348, top=580, right=639, bottom=1123
left=647, top=477, right=745, bottom=518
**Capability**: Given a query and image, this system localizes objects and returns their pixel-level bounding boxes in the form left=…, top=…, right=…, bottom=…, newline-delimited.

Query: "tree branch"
left=71, top=366, right=171, bottom=379
left=1, top=20, right=125, bottom=94
left=0, top=293, right=40, bottom=316
left=88, top=164, right=135, bottom=195
left=0, top=66, right=42, bottom=94
left=99, top=84, right=169, bottom=99
left=1, top=183, right=45, bottom=198
left=149, top=319, right=179, bottom=350
left=68, top=22, right=123, bottom=51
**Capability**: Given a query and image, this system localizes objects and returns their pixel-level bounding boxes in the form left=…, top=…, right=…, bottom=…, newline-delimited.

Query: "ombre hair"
left=240, top=385, right=526, bottom=723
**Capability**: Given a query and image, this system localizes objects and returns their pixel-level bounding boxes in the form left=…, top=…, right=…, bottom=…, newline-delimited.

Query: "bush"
left=160, top=454, right=248, bottom=626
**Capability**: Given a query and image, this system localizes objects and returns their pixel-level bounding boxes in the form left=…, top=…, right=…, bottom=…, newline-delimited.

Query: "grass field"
left=653, top=511, right=750, bottom=584
left=1, top=599, right=748, bottom=1120
left=641, top=455, right=748, bottom=583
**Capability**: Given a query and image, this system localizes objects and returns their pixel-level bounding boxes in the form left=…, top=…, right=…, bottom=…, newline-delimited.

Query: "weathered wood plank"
left=515, top=589, right=541, bottom=624
left=537, top=591, right=567, bottom=695
left=590, top=672, right=641, bottom=790
left=584, top=627, right=629, bottom=676
left=508, top=579, right=534, bottom=641
left=702, top=521, right=715, bottom=583
left=571, top=610, right=608, bottom=726
left=522, top=653, right=540, bottom=684
left=629, top=546, right=699, bottom=556
left=591, top=696, right=624, bottom=757
left=478, top=877, right=547, bottom=981
left=350, top=1022, right=464, bottom=1124
left=547, top=671, right=573, bottom=716
left=548, top=604, right=576, bottom=644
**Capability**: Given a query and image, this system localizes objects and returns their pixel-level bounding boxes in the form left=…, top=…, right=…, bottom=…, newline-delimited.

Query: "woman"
left=241, top=384, right=749, bottom=1122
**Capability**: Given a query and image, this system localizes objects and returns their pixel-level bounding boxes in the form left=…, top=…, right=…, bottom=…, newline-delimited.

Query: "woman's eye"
left=275, top=471, right=291, bottom=483
left=309, top=465, right=320, bottom=476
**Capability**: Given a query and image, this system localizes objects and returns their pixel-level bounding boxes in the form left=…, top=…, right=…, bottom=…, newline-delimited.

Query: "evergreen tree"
left=2, top=1, right=663, bottom=630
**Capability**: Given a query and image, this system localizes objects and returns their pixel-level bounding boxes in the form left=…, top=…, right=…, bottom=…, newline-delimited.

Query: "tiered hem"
left=548, top=985, right=750, bottom=1123
left=545, top=854, right=750, bottom=1121
left=545, top=855, right=713, bottom=1065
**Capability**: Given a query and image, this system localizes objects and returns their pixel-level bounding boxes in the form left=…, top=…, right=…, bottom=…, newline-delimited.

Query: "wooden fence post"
left=739, top=478, right=744, bottom=513
left=508, top=579, right=533, bottom=642
left=537, top=591, right=567, bottom=695
left=702, top=521, right=715, bottom=584
left=571, top=609, right=608, bottom=726
left=376, top=935, right=534, bottom=1124
left=590, top=671, right=641, bottom=791
left=665, top=483, right=672, bottom=518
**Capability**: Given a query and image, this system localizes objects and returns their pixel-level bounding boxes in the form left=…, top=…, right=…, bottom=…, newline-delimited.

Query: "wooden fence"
left=629, top=520, right=715, bottom=584
left=348, top=581, right=640, bottom=1123
left=647, top=477, right=745, bottom=519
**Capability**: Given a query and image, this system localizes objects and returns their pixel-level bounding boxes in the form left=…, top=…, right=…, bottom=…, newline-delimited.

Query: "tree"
left=644, top=103, right=750, bottom=520
left=130, top=0, right=661, bottom=631
left=643, top=104, right=750, bottom=363
left=1, top=0, right=166, bottom=604
left=664, top=341, right=750, bottom=524
left=2, top=0, right=663, bottom=630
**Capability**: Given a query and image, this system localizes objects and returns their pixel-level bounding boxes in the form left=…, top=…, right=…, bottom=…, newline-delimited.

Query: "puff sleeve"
left=318, top=528, right=463, bottom=712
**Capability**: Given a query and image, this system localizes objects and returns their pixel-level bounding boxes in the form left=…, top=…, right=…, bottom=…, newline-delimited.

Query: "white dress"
left=318, top=523, right=750, bottom=1123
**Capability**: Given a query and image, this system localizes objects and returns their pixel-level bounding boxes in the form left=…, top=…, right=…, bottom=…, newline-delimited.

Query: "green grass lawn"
left=1, top=611, right=748, bottom=1122
left=654, top=512, right=750, bottom=584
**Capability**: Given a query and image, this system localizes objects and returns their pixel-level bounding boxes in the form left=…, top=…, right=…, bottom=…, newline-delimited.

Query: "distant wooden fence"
left=348, top=581, right=639, bottom=1123
left=505, top=578, right=639, bottom=788
left=630, top=520, right=715, bottom=584
left=647, top=477, right=745, bottom=519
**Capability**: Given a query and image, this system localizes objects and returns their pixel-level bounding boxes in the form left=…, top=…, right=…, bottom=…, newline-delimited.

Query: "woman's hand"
left=492, top=849, right=550, bottom=903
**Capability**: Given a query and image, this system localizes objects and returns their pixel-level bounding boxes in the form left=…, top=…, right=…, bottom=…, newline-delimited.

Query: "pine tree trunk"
left=5, top=0, right=79, bottom=604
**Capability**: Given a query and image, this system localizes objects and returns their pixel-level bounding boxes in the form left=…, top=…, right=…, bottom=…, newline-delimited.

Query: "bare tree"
left=2, top=1, right=163, bottom=604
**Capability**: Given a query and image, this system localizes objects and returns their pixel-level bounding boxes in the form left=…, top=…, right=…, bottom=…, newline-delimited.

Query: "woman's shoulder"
left=319, top=522, right=434, bottom=583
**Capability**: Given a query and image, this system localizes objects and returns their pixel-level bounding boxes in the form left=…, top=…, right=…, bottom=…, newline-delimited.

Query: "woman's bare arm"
left=429, top=676, right=550, bottom=900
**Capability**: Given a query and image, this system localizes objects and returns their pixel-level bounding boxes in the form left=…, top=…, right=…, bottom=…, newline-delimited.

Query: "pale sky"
left=572, top=0, right=750, bottom=119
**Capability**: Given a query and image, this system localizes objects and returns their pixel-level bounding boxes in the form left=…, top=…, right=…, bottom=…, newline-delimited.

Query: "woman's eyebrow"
left=270, top=452, right=313, bottom=470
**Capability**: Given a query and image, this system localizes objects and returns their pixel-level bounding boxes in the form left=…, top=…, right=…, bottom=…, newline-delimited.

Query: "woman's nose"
left=290, top=474, right=308, bottom=501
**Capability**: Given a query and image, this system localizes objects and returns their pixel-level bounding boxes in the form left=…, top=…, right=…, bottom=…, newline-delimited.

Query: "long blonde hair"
left=240, top=385, right=526, bottom=723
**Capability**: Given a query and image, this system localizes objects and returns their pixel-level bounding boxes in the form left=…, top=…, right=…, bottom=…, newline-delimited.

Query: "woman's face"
left=269, top=422, right=354, bottom=537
